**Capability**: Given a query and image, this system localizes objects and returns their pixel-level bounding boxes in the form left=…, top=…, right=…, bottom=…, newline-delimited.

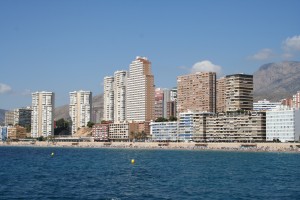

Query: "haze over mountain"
left=253, top=61, right=300, bottom=102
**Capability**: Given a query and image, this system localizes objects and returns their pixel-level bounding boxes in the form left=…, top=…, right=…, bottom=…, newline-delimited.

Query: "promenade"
left=1, top=141, right=300, bottom=153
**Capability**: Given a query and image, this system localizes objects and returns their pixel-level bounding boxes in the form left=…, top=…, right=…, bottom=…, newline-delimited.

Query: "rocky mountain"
left=253, top=61, right=300, bottom=102
left=54, top=94, right=103, bottom=122
left=0, top=109, right=7, bottom=125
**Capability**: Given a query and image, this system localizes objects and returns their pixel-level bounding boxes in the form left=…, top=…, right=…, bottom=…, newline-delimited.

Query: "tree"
left=155, top=117, right=169, bottom=122
left=54, top=118, right=70, bottom=135
left=169, top=116, right=177, bottom=121
left=87, top=121, right=95, bottom=128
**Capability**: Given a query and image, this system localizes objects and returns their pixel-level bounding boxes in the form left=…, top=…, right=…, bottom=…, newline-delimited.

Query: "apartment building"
left=103, top=76, right=115, bottom=121
left=253, top=99, right=282, bottom=111
left=92, top=123, right=110, bottom=141
left=31, top=91, right=54, bottom=138
left=150, top=121, right=178, bottom=142
left=266, top=106, right=300, bottom=142
left=216, top=77, right=226, bottom=113
left=205, top=111, right=266, bottom=142
left=225, top=74, right=253, bottom=111
left=114, top=70, right=127, bottom=122
left=69, top=90, right=92, bottom=135
left=109, top=122, right=139, bottom=141
left=126, top=56, right=155, bottom=122
left=177, top=72, right=216, bottom=114
left=154, top=88, right=164, bottom=120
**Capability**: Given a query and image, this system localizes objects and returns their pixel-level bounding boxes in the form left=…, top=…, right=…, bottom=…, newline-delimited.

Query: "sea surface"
left=0, top=146, right=299, bottom=200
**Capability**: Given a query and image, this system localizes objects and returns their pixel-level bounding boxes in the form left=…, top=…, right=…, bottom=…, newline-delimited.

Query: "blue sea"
left=0, top=147, right=299, bottom=200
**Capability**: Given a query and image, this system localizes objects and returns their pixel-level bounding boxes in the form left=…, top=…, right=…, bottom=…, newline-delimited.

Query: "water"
left=0, top=147, right=299, bottom=200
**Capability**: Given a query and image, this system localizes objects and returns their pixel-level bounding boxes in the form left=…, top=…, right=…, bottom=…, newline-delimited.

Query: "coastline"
left=1, top=141, right=300, bottom=153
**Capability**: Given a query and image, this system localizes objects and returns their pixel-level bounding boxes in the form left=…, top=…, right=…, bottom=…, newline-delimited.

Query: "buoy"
left=51, top=152, right=54, bottom=157
left=131, top=159, right=135, bottom=164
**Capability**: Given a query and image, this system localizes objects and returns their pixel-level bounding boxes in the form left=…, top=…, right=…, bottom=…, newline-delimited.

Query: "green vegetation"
left=87, top=121, right=95, bottom=128
left=54, top=118, right=70, bottom=135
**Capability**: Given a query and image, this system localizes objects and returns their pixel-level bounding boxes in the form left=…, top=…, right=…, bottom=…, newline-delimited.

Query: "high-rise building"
left=126, top=56, right=155, bottom=122
left=216, top=77, right=226, bottom=113
left=69, top=90, right=92, bottom=135
left=31, top=91, right=54, bottom=138
left=163, top=88, right=177, bottom=119
left=103, top=76, right=114, bottom=121
left=154, top=88, right=164, bottom=120
left=114, top=71, right=127, bottom=122
left=5, top=108, right=32, bottom=127
left=177, top=72, right=216, bottom=114
left=225, top=74, right=253, bottom=111
left=4, top=111, right=14, bottom=126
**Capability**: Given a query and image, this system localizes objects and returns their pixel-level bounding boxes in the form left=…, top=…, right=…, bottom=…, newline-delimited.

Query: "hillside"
left=54, top=94, right=103, bottom=122
left=253, top=61, right=300, bottom=101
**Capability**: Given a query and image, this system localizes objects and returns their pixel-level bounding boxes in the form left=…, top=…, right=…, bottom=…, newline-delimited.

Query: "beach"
left=1, top=140, right=300, bottom=153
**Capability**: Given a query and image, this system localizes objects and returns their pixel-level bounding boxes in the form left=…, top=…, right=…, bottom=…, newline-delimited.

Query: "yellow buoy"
left=131, top=159, right=135, bottom=164
left=51, top=152, right=54, bottom=157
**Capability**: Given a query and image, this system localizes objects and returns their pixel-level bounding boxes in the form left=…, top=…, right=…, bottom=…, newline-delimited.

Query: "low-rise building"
left=266, top=106, right=300, bottom=142
left=92, top=123, right=110, bottom=141
left=7, top=126, right=27, bottom=140
left=253, top=99, right=282, bottom=111
left=109, top=122, right=139, bottom=141
left=205, top=111, right=266, bottom=142
left=150, top=121, right=178, bottom=142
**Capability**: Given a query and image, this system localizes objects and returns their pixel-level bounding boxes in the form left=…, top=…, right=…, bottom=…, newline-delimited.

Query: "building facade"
left=150, top=121, right=178, bottom=142
left=103, top=76, right=115, bottom=121
left=253, top=99, right=282, bottom=111
left=69, top=90, right=92, bottom=135
left=292, top=91, right=300, bottom=110
left=31, top=91, right=55, bottom=138
left=225, top=74, right=253, bottom=111
left=108, top=122, right=139, bottom=141
left=126, top=56, right=155, bottom=122
left=154, top=88, right=164, bottom=120
left=114, top=70, right=127, bottom=122
left=92, top=123, right=110, bottom=141
left=4, top=111, right=14, bottom=126
left=216, top=77, right=226, bottom=113
left=177, top=72, right=216, bottom=114
left=266, top=106, right=300, bottom=142
left=205, top=111, right=266, bottom=142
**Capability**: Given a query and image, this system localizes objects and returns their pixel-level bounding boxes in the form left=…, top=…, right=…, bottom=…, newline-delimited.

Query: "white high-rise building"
left=103, top=76, right=114, bottom=121
left=114, top=71, right=127, bottom=122
left=126, top=56, right=155, bottom=122
left=69, top=91, right=92, bottom=135
left=31, top=91, right=54, bottom=138
left=253, top=99, right=282, bottom=111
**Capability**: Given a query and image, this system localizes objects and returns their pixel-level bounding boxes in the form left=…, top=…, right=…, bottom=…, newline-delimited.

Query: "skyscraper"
left=114, top=70, right=127, bottom=122
left=225, top=74, right=253, bottom=111
left=69, top=90, right=92, bottom=135
left=126, top=56, right=155, bottom=122
left=177, top=72, right=216, bottom=114
left=103, top=76, right=114, bottom=121
left=154, top=88, right=164, bottom=120
left=31, top=91, right=54, bottom=138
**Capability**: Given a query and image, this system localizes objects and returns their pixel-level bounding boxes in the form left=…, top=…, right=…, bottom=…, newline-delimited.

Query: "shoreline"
left=1, top=141, right=300, bottom=153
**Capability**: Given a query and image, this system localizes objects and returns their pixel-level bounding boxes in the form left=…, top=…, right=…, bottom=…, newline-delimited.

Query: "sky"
left=1, top=0, right=300, bottom=110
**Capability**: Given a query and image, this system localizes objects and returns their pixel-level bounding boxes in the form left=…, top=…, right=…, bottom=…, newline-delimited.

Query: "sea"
left=0, top=146, right=299, bottom=200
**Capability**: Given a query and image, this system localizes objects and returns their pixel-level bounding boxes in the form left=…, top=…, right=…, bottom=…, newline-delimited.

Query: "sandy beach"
left=1, top=141, right=300, bottom=153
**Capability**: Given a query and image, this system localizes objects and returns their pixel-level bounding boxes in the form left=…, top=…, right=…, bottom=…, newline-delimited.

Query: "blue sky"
left=1, top=0, right=300, bottom=110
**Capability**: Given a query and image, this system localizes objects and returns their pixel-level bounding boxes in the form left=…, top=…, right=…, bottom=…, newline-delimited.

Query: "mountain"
left=253, top=61, right=300, bottom=102
left=54, top=94, right=103, bottom=122
left=0, top=109, right=7, bottom=125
